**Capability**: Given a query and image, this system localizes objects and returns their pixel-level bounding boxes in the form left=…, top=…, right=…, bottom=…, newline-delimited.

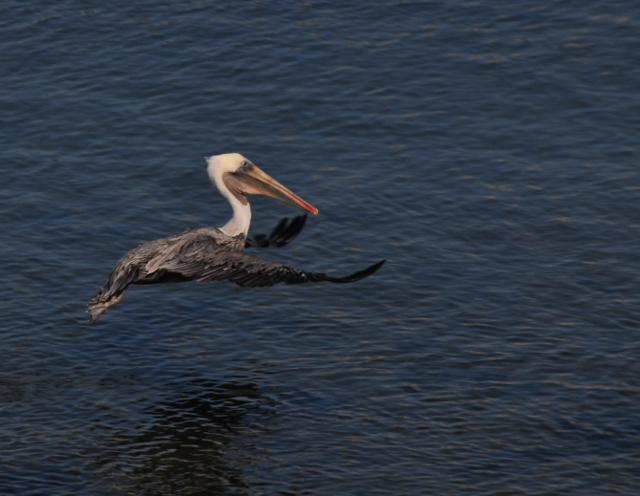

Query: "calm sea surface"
left=2, top=1, right=640, bottom=494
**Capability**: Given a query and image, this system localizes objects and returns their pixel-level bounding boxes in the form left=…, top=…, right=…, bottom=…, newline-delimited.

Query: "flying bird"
left=87, top=153, right=384, bottom=321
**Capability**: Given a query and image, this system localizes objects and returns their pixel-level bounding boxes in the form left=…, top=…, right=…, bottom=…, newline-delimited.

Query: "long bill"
left=226, top=164, right=319, bottom=215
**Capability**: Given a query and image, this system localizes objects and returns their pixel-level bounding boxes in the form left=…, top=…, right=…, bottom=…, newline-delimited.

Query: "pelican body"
left=87, top=153, right=384, bottom=321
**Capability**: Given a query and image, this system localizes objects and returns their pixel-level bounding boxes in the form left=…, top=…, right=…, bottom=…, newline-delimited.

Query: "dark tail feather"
left=312, top=259, right=386, bottom=284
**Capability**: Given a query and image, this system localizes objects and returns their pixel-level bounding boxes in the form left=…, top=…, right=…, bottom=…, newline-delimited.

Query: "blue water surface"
left=1, top=1, right=640, bottom=494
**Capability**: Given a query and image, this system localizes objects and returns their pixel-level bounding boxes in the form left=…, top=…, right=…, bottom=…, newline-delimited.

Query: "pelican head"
left=206, top=153, right=318, bottom=237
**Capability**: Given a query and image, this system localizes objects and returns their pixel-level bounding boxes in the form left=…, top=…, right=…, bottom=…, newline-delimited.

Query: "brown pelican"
left=87, top=153, right=384, bottom=321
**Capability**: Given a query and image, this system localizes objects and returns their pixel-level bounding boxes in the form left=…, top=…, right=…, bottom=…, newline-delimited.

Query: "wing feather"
left=245, top=215, right=307, bottom=248
left=155, top=235, right=384, bottom=288
left=88, top=227, right=384, bottom=321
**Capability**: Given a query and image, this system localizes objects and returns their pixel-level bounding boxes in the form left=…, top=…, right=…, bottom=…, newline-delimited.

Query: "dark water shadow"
left=90, top=377, right=275, bottom=495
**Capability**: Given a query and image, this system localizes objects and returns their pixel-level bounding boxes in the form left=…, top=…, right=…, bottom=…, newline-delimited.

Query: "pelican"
left=87, top=153, right=384, bottom=321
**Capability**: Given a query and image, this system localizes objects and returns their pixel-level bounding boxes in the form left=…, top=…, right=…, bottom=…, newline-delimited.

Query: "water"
left=2, top=1, right=640, bottom=494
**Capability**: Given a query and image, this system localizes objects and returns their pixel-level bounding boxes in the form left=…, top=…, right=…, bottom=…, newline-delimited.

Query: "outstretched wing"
left=245, top=215, right=307, bottom=248
left=87, top=228, right=239, bottom=321
left=156, top=234, right=385, bottom=288
left=88, top=228, right=384, bottom=321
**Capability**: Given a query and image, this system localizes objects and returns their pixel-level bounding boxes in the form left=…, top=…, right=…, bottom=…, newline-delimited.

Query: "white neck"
left=207, top=155, right=252, bottom=238
left=220, top=194, right=251, bottom=237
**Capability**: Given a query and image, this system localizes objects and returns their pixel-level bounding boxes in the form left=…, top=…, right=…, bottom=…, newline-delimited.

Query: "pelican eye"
left=235, top=161, right=254, bottom=174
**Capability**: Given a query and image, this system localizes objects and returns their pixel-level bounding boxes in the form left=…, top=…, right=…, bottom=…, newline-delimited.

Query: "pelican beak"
left=229, top=164, right=319, bottom=215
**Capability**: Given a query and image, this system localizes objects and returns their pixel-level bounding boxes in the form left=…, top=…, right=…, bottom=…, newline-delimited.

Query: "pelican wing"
left=87, top=228, right=239, bottom=321
left=245, top=215, right=307, bottom=248
left=156, top=234, right=385, bottom=288
left=88, top=229, right=384, bottom=321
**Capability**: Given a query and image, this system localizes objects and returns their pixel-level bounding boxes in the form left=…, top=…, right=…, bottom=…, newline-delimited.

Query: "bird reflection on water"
left=91, top=378, right=273, bottom=495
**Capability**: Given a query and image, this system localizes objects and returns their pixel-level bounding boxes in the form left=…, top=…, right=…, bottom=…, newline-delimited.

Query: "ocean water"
left=2, top=1, right=640, bottom=494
